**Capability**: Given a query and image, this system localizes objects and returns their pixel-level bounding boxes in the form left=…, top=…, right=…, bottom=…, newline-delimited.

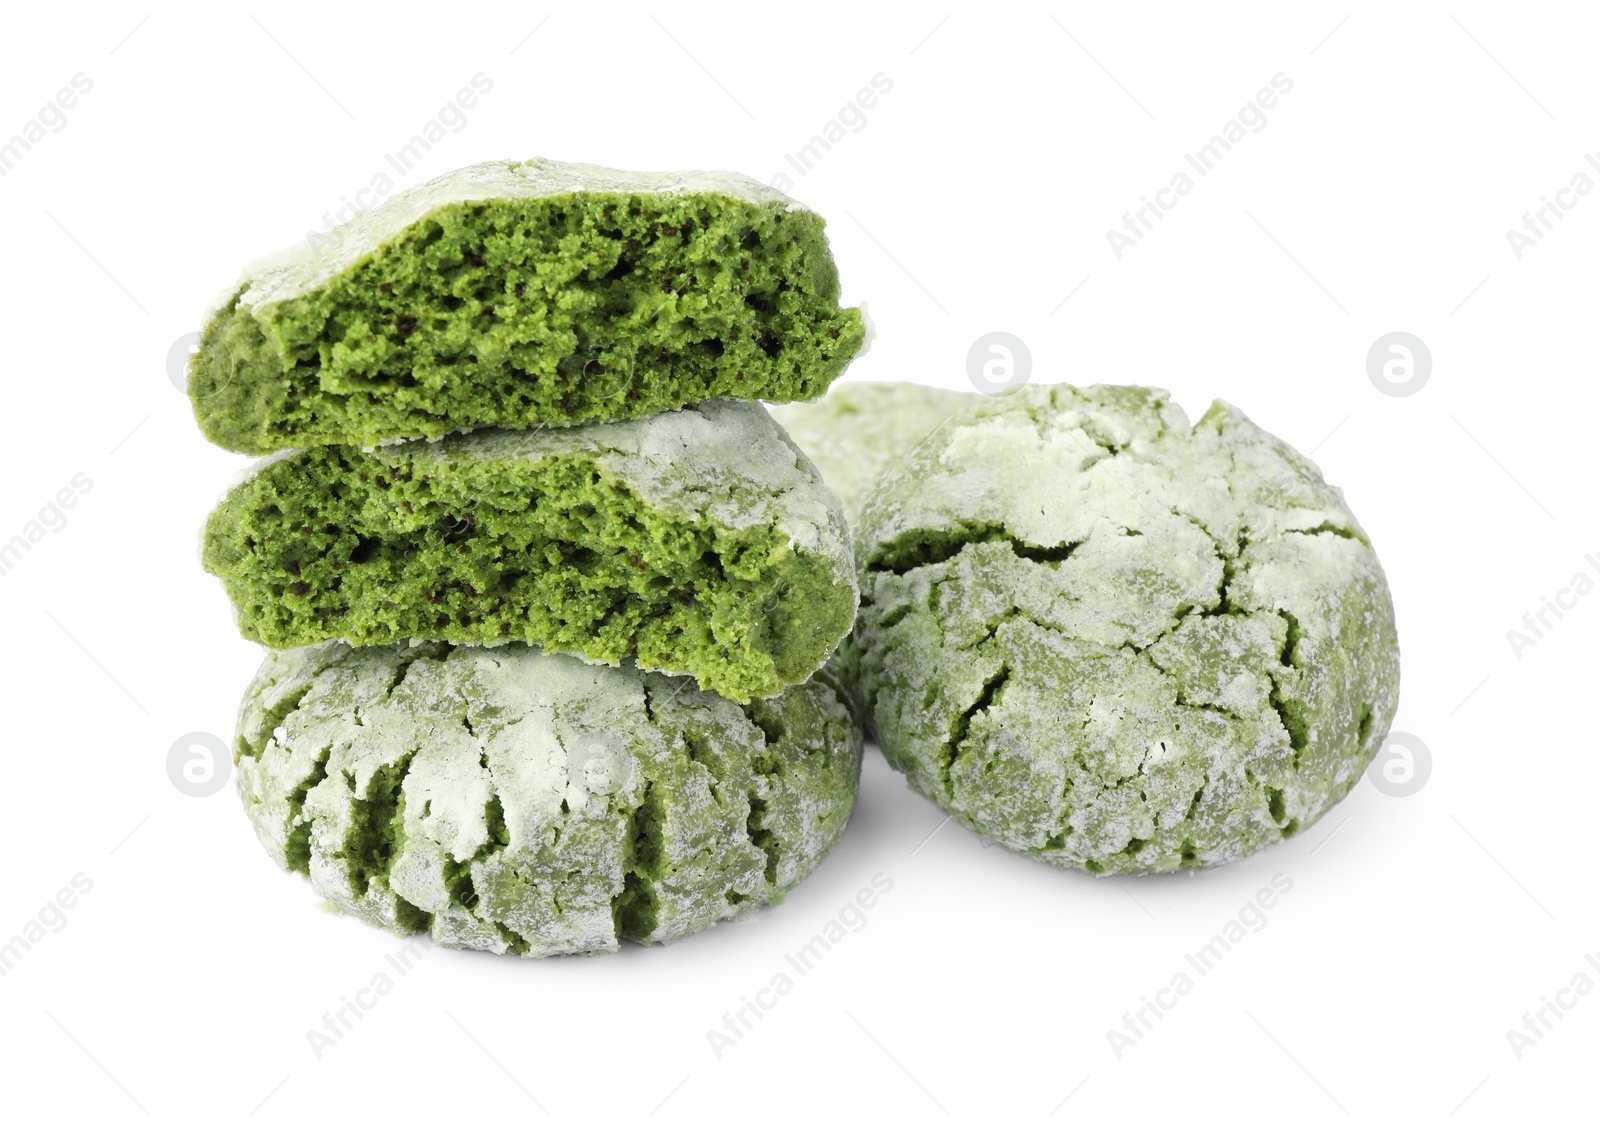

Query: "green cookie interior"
left=192, top=159, right=865, bottom=453
left=202, top=403, right=857, bottom=702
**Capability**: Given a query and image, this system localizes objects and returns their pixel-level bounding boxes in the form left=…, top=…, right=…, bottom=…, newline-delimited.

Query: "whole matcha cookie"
left=235, top=640, right=863, bottom=956
left=191, top=157, right=866, bottom=454
left=769, top=381, right=979, bottom=524
left=853, top=384, right=1399, bottom=874
left=202, top=399, right=857, bottom=703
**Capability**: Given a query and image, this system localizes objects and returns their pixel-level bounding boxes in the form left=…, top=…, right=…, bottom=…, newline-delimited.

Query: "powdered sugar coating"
left=770, top=381, right=979, bottom=526
left=853, top=384, right=1400, bottom=874
left=431, top=399, right=853, bottom=569
left=225, top=158, right=807, bottom=316
left=235, top=641, right=862, bottom=955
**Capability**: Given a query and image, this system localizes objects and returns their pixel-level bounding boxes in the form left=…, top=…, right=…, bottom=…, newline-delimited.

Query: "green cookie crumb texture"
left=235, top=640, right=863, bottom=956
left=853, top=383, right=1399, bottom=875
left=769, top=381, right=979, bottom=526
left=203, top=400, right=858, bottom=703
left=191, top=157, right=866, bottom=454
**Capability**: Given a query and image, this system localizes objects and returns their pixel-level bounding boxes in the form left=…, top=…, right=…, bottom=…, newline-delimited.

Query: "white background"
left=0, top=2, right=1591, bottom=1126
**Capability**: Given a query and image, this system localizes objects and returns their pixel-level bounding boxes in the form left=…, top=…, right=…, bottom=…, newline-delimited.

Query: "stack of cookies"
left=190, top=159, right=869, bottom=956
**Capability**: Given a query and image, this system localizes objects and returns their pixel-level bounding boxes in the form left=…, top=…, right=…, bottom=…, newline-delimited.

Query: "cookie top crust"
left=434, top=399, right=852, bottom=563
left=229, top=157, right=805, bottom=314
left=853, top=383, right=1399, bottom=874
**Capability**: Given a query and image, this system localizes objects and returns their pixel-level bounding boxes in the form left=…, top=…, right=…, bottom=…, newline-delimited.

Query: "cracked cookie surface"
left=852, top=383, right=1399, bottom=874
left=234, top=640, right=863, bottom=956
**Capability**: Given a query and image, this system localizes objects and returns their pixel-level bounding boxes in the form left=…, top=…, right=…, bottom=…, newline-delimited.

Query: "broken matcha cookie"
left=852, top=383, right=1399, bottom=874
left=769, top=381, right=979, bottom=525
left=202, top=400, right=857, bottom=702
left=235, top=640, right=863, bottom=956
left=191, top=157, right=866, bottom=454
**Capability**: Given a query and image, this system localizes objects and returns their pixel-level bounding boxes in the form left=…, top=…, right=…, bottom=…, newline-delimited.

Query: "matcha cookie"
left=191, top=157, right=866, bottom=454
left=235, top=641, right=862, bottom=956
left=202, top=400, right=857, bottom=702
left=853, top=384, right=1399, bottom=874
left=770, top=381, right=978, bottom=524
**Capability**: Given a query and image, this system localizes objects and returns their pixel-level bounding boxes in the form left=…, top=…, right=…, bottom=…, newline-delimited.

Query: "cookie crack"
left=445, top=744, right=527, bottom=950
left=1139, top=646, right=1253, bottom=727
left=734, top=700, right=790, bottom=896
left=610, top=780, right=663, bottom=943
left=1269, top=609, right=1310, bottom=771
left=342, top=745, right=420, bottom=901
left=744, top=789, right=780, bottom=886
left=1268, top=673, right=1309, bottom=769
left=865, top=521, right=1078, bottom=575
left=1184, top=770, right=1210, bottom=822
left=1166, top=506, right=1241, bottom=617
left=283, top=742, right=334, bottom=874
left=1286, top=520, right=1367, bottom=545
left=239, top=658, right=343, bottom=765
left=941, top=663, right=1011, bottom=794
left=383, top=650, right=427, bottom=699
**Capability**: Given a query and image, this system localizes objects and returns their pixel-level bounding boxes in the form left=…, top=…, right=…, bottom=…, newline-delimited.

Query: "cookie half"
left=235, top=641, right=862, bottom=956
left=853, top=384, right=1399, bottom=874
left=191, top=158, right=866, bottom=454
left=202, top=400, right=857, bottom=702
